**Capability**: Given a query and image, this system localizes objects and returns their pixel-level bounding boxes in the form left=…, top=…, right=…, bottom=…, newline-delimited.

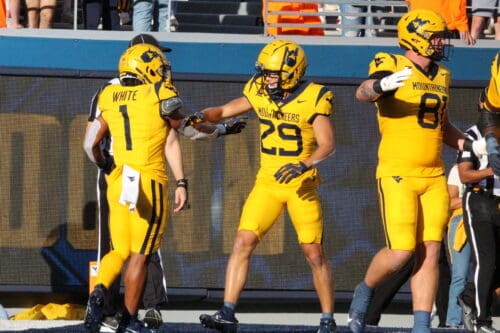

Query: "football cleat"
left=124, top=318, right=153, bottom=333
left=199, top=310, right=238, bottom=333
left=143, top=308, right=163, bottom=329
left=318, top=318, right=337, bottom=333
left=100, top=312, right=122, bottom=332
left=476, top=325, right=497, bottom=333
left=84, top=284, right=106, bottom=333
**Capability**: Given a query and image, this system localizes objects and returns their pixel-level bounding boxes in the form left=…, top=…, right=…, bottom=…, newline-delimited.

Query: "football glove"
left=374, top=67, right=412, bottom=93
left=181, top=112, right=205, bottom=130
left=216, top=117, right=247, bottom=136
left=485, top=133, right=500, bottom=176
left=274, top=162, right=309, bottom=184
left=96, top=151, right=115, bottom=175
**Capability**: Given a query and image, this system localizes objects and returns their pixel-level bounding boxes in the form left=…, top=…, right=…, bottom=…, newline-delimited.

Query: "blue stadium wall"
left=0, top=30, right=497, bottom=303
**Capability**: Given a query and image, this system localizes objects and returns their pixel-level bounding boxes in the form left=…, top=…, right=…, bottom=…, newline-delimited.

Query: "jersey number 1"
left=119, top=105, right=133, bottom=150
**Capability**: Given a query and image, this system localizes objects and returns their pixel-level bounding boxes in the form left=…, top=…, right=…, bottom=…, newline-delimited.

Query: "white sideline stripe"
left=0, top=310, right=499, bottom=331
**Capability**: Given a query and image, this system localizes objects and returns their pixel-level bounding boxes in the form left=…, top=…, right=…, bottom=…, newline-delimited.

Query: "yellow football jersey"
left=243, top=76, right=333, bottom=184
left=485, top=51, right=500, bottom=112
left=369, top=52, right=451, bottom=178
left=98, top=81, right=179, bottom=181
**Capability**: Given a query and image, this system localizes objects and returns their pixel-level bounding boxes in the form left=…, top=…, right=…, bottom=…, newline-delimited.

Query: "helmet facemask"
left=428, top=31, right=452, bottom=61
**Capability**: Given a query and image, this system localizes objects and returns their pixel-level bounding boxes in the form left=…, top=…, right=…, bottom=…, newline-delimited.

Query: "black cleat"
left=318, top=318, right=337, bottom=333
left=199, top=310, right=238, bottom=333
left=124, top=318, right=153, bottom=333
left=84, top=284, right=106, bottom=333
left=143, top=308, right=163, bottom=329
left=99, top=312, right=122, bottom=332
left=458, top=294, right=475, bottom=332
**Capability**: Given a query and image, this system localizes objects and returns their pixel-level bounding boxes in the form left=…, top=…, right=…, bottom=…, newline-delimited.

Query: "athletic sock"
left=221, top=302, right=236, bottom=319
left=351, top=281, right=374, bottom=313
left=321, top=312, right=334, bottom=321
left=413, top=310, right=431, bottom=332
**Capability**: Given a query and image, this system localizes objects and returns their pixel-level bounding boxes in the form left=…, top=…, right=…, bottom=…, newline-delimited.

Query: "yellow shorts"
left=377, top=175, right=449, bottom=251
left=239, top=178, right=323, bottom=244
left=106, top=167, right=169, bottom=257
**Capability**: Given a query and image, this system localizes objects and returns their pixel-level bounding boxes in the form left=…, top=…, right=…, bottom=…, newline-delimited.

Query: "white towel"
left=119, top=165, right=140, bottom=211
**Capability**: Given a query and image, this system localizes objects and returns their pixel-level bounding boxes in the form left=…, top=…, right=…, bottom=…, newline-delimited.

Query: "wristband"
left=373, top=80, right=384, bottom=94
left=176, top=178, right=188, bottom=189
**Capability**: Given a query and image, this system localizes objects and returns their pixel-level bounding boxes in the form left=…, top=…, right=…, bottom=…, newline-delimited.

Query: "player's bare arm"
left=164, top=129, right=188, bottom=212
left=356, top=79, right=382, bottom=102
left=83, top=117, right=113, bottom=173
left=457, top=161, right=494, bottom=184
left=200, top=96, right=253, bottom=122
left=303, top=115, right=335, bottom=168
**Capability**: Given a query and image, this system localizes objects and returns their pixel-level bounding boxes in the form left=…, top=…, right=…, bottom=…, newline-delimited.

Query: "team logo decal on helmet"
left=255, top=39, right=307, bottom=95
left=119, top=44, right=171, bottom=85
left=397, top=9, right=452, bottom=61
left=406, top=17, right=431, bottom=35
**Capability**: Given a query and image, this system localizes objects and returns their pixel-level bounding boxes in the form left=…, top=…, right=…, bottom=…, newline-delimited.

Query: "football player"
left=347, top=9, right=467, bottom=333
left=83, top=43, right=244, bottom=333
left=84, top=34, right=174, bottom=332
left=478, top=51, right=500, bottom=177
left=195, top=39, right=337, bottom=333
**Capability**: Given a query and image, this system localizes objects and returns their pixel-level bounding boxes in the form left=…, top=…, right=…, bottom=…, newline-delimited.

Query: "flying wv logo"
left=392, top=176, right=403, bottom=183
left=283, top=46, right=298, bottom=67
left=141, top=49, right=161, bottom=63
left=406, top=16, right=430, bottom=33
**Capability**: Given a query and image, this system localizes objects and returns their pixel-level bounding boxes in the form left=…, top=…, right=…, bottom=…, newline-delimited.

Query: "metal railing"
left=263, top=0, right=408, bottom=37
left=63, top=0, right=497, bottom=37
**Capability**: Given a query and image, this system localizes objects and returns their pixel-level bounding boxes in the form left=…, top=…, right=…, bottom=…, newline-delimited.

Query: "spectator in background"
left=339, top=3, right=365, bottom=37
left=444, top=163, right=470, bottom=328
left=133, top=0, right=169, bottom=32
left=8, top=0, right=23, bottom=28
left=264, top=1, right=324, bottom=36
left=83, top=0, right=120, bottom=30
left=61, top=0, right=74, bottom=23
left=25, top=0, right=55, bottom=28
left=406, top=0, right=476, bottom=45
left=1, top=0, right=6, bottom=27
left=339, top=1, right=405, bottom=38
left=470, top=0, right=500, bottom=40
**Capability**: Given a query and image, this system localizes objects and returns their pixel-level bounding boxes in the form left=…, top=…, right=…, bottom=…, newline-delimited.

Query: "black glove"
left=96, top=151, right=115, bottom=175
left=274, top=161, right=309, bottom=184
left=217, top=117, right=247, bottom=136
left=485, top=133, right=500, bottom=176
